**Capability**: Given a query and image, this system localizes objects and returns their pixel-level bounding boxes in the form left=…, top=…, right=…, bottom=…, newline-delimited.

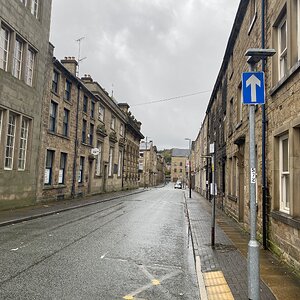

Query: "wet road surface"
left=0, top=185, right=199, bottom=299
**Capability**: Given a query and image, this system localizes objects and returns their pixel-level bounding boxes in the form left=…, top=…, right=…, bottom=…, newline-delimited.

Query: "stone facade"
left=192, top=0, right=300, bottom=272
left=170, top=149, right=189, bottom=184
left=139, top=142, right=165, bottom=187
left=0, top=0, right=52, bottom=209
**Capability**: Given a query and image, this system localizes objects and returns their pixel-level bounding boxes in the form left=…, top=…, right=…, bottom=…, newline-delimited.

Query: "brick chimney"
left=61, top=56, right=78, bottom=76
left=81, top=74, right=93, bottom=84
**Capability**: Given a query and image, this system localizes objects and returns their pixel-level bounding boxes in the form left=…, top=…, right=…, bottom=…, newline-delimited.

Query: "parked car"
left=174, top=181, right=182, bottom=189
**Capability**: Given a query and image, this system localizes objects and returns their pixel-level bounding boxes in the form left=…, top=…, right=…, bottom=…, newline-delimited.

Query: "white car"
left=174, top=182, right=182, bottom=189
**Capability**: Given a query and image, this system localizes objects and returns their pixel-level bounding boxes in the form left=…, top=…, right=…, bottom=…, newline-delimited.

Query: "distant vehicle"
left=174, top=181, right=182, bottom=189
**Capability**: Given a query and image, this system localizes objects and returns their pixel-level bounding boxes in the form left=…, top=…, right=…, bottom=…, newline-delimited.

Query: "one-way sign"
left=242, top=71, right=265, bottom=104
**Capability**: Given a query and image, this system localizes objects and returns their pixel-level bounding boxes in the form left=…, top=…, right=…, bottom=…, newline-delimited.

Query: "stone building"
left=193, top=0, right=300, bottom=272
left=170, top=148, right=189, bottom=184
left=139, top=141, right=165, bottom=187
left=118, top=103, right=144, bottom=190
left=0, top=0, right=52, bottom=209
left=37, top=55, right=102, bottom=201
left=37, top=54, right=143, bottom=201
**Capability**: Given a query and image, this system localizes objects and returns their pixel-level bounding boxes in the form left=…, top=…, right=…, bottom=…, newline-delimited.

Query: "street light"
left=244, top=48, right=275, bottom=300
left=185, top=138, right=192, bottom=199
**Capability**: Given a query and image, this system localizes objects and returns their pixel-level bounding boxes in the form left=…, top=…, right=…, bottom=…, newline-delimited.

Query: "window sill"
left=235, top=122, right=242, bottom=130
left=81, top=142, right=93, bottom=148
left=228, top=194, right=238, bottom=202
left=43, top=184, right=66, bottom=190
left=270, top=60, right=300, bottom=96
left=47, top=131, right=70, bottom=140
left=271, top=210, right=300, bottom=229
left=63, top=98, right=72, bottom=105
left=51, top=90, right=59, bottom=97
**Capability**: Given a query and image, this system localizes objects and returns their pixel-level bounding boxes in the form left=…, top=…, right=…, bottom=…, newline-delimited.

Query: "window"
left=91, top=101, right=95, bottom=118
left=83, top=95, right=88, bottom=113
left=12, top=39, right=23, bottom=79
left=180, top=162, right=183, bottom=167
left=89, top=123, right=94, bottom=146
left=31, top=0, right=39, bottom=18
left=118, top=150, right=123, bottom=177
left=279, top=135, right=289, bottom=213
left=120, top=124, right=124, bottom=136
left=58, top=153, right=67, bottom=184
left=78, top=156, right=84, bottom=183
left=52, top=70, right=59, bottom=93
left=0, top=110, right=3, bottom=142
left=174, top=168, right=177, bottom=173
left=24, top=48, right=35, bottom=86
left=62, top=108, right=69, bottom=137
left=44, top=150, right=54, bottom=185
left=98, top=105, right=104, bottom=122
left=180, top=169, right=182, bottom=173
left=5, top=113, right=16, bottom=170
left=64, top=80, right=71, bottom=101
left=18, top=118, right=29, bottom=170
left=108, top=147, right=113, bottom=176
left=95, top=141, right=102, bottom=176
left=111, top=116, right=116, bottom=130
left=82, top=119, right=87, bottom=143
left=49, top=101, right=57, bottom=133
left=278, top=15, right=288, bottom=79
left=0, top=26, right=10, bottom=71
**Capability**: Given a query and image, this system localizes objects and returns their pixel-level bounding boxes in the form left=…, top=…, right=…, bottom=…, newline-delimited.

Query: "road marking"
left=123, top=266, right=181, bottom=299
left=151, top=279, right=160, bottom=285
left=100, top=251, right=109, bottom=259
left=123, top=295, right=134, bottom=300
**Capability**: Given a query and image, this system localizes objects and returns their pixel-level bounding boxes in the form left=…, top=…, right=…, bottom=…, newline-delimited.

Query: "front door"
left=238, top=145, right=245, bottom=222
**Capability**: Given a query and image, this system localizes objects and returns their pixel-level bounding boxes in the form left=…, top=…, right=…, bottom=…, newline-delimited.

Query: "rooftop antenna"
left=75, top=36, right=87, bottom=77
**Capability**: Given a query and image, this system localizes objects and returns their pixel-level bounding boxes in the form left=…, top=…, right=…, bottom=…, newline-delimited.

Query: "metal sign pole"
left=247, top=63, right=260, bottom=300
left=211, top=154, right=215, bottom=248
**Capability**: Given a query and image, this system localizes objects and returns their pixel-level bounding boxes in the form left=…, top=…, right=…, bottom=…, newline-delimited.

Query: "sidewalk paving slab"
left=186, top=190, right=300, bottom=300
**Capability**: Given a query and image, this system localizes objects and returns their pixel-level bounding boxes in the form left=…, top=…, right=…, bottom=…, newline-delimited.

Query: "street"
left=0, top=185, right=199, bottom=300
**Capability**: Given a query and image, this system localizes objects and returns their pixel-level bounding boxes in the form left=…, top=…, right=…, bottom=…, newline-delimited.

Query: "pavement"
left=0, top=187, right=300, bottom=299
left=185, top=190, right=300, bottom=300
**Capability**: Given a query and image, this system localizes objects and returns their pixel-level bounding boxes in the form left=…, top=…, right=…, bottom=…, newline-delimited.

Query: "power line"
left=130, top=90, right=211, bottom=107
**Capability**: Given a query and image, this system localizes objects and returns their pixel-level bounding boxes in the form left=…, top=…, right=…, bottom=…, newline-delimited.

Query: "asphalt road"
left=0, top=185, right=199, bottom=300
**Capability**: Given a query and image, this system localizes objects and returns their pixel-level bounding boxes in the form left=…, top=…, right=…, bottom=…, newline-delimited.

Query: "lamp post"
left=244, top=48, right=275, bottom=300
left=185, top=138, right=192, bottom=198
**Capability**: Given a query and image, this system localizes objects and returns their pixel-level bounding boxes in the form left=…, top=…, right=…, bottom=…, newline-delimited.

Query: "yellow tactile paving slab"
left=203, top=271, right=234, bottom=300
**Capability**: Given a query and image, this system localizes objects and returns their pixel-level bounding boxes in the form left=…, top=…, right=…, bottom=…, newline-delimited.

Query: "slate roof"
left=172, top=148, right=190, bottom=157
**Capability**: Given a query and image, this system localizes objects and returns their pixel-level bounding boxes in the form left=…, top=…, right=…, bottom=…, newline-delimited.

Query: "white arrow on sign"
left=246, top=74, right=261, bottom=102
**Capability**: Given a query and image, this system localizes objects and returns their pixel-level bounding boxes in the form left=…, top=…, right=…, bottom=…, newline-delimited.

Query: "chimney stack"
left=61, top=56, right=78, bottom=76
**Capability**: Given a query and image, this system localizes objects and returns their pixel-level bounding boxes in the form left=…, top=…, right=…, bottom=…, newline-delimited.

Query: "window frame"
left=98, top=105, right=105, bottom=122
left=44, top=149, right=54, bottom=185
left=25, top=48, right=35, bottom=86
left=278, top=15, right=288, bottom=80
left=52, top=70, right=59, bottom=94
left=49, top=101, right=58, bottom=133
left=91, top=101, right=95, bottom=119
left=118, top=149, right=123, bottom=177
left=78, top=156, right=84, bottom=183
left=58, top=152, right=67, bottom=184
left=83, top=95, right=88, bottom=113
left=64, top=79, right=72, bottom=101
left=0, top=26, right=10, bottom=71
left=18, top=117, right=29, bottom=171
left=111, top=115, right=116, bottom=130
left=4, top=113, right=16, bottom=170
left=279, top=134, right=290, bottom=213
left=0, top=110, right=3, bottom=143
left=89, top=123, right=94, bottom=146
left=12, top=38, right=23, bottom=79
left=82, top=119, right=87, bottom=143
left=31, top=0, right=39, bottom=18
left=108, top=147, right=113, bottom=177
left=62, top=108, right=69, bottom=137
left=95, top=141, right=102, bottom=176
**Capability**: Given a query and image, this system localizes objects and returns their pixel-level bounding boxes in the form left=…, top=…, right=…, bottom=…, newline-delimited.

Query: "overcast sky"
left=50, top=0, right=240, bottom=150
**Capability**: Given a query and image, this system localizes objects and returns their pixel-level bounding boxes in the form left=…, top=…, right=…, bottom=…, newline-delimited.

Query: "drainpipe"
left=261, top=0, right=268, bottom=250
left=71, top=83, right=81, bottom=198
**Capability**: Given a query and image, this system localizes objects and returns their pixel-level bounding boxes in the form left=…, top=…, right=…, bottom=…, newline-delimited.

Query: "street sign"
left=242, top=71, right=265, bottom=104
left=209, top=143, right=215, bottom=154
